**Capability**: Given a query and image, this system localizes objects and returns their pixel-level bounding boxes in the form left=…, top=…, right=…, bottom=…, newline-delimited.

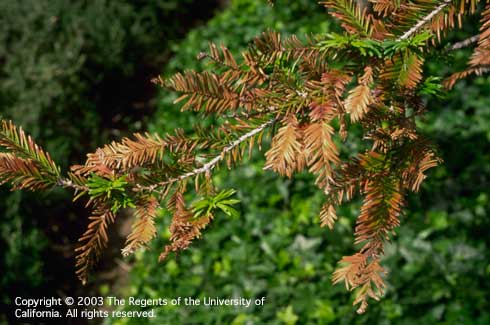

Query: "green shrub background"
left=1, top=0, right=490, bottom=324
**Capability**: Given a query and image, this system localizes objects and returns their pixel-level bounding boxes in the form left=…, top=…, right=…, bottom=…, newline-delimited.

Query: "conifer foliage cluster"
left=1, top=0, right=489, bottom=314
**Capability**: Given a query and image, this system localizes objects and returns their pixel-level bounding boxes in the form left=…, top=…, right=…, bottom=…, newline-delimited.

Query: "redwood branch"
left=397, top=0, right=452, bottom=41
left=136, top=118, right=277, bottom=193
left=447, top=34, right=480, bottom=51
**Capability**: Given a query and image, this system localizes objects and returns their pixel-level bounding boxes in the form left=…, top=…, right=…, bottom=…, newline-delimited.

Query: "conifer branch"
left=264, top=115, right=306, bottom=177
left=75, top=205, right=116, bottom=284
left=444, top=4, right=490, bottom=87
left=122, top=196, right=159, bottom=257
left=137, top=118, right=276, bottom=193
left=448, top=34, right=480, bottom=51
left=398, top=0, right=452, bottom=41
left=345, top=66, right=374, bottom=121
left=159, top=190, right=212, bottom=261
left=0, top=153, right=56, bottom=190
left=0, top=0, right=486, bottom=314
left=321, top=0, right=374, bottom=37
left=56, top=177, right=89, bottom=192
left=0, top=120, right=60, bottom=180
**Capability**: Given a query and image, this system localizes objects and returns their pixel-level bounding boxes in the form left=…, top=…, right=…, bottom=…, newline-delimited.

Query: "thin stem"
left=447, top=34, right=480, bottom=51
left=136, top=118, right=277, bottom=193
left=397, top=0, right=452, bottom=41
left=57, top=178, right=88, bottom=192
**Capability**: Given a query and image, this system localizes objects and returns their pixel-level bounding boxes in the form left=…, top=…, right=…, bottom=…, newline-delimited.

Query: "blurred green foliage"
left=113, top=0, right=490, bottom=324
